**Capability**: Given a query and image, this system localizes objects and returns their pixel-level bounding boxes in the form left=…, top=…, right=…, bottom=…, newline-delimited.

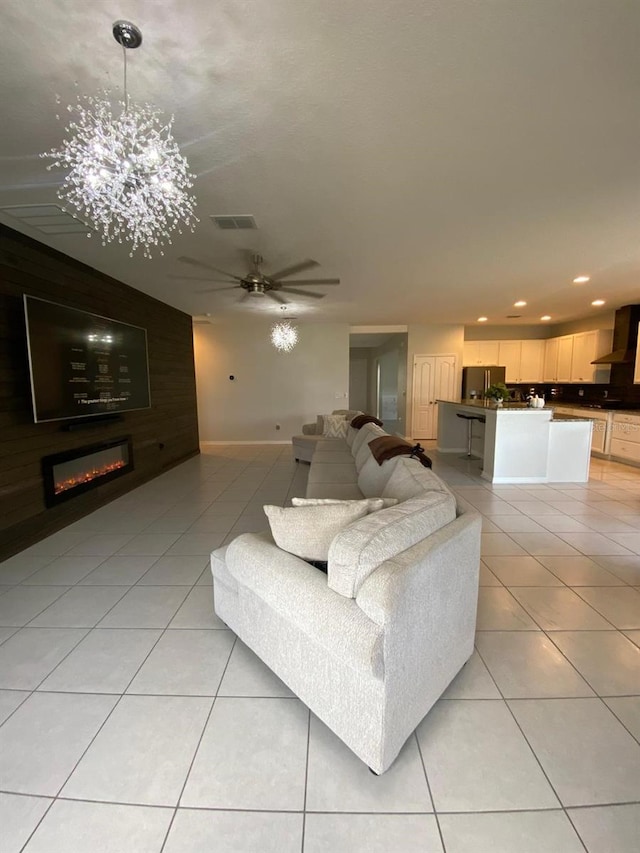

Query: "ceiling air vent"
left=506, top=314, right=522, bottom=319
left=0, top=204, right=90, bottom=235
left=210, top=215, right=257, bottom=230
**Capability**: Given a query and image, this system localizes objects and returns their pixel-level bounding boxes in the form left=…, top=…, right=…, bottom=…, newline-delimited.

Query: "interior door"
left=411, top=354, right=457, bottom=439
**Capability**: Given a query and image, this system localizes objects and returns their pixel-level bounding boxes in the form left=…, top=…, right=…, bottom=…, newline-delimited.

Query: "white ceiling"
left=1, top=0, right=639, bottom=326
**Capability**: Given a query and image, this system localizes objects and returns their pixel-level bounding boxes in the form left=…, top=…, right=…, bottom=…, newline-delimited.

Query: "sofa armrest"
left=355, top=510, right=481, bottom=629
left=302, top=422, right=318, bottom=435
left=225, top=532, right=383, bottom=676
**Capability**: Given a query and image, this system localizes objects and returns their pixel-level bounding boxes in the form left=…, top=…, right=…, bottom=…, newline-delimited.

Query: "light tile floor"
left=1, top=445, right=639, bottom=852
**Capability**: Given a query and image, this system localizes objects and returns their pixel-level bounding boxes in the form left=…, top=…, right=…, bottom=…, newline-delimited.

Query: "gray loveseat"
left=211, top=421, right=481, bottom=773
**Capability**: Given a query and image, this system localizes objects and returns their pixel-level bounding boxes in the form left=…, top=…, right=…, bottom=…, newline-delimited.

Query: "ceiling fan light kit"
left=42, top=21, right=198, bottom=258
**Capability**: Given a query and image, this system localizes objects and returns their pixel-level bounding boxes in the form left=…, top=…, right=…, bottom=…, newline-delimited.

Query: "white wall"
left=406, top=323, right=465, bottom=425
left=193, top=321, right=350, bottom=441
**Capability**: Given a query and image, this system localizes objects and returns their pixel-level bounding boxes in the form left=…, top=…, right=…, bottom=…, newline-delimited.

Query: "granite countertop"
left=548, top=403, right=640, bottom=415
left=549, top=413, right=592, bottom=422
left=444, top=399, right=549, bottom=411
left=442, top=399, right=640, bottom=415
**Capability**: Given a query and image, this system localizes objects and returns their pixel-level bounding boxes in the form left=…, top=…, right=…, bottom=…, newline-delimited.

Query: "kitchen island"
left=436, top=400, right=593, bottom=483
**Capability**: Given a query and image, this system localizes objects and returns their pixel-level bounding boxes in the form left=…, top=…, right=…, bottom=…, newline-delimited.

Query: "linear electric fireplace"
left=42, top=436, right=133, bottom=507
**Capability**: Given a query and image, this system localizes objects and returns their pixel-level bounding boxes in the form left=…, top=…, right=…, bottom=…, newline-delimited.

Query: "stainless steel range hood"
left=591, top=305, right=640, bottom=365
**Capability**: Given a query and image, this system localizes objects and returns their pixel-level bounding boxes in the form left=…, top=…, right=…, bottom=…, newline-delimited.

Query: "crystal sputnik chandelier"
left=42, top=21, right=197, bottom=258
left=270, top=319, right=299, bottom=352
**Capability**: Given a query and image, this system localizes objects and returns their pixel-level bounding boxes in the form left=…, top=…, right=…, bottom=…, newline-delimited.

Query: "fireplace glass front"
left=42, top=437, right=133, bottom=507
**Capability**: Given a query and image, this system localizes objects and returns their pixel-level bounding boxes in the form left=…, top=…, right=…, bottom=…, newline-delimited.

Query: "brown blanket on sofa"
left=368, top=436, right=433, bottom=468
left=350, top=414, right=384, bottom=429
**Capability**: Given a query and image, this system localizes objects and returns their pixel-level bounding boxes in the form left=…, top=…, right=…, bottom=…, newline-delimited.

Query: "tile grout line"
left=158, top=634, right=239, bottom=852
left=474, top=644, right=590, bottom=852
left=414, top=731, right=446, bottom=852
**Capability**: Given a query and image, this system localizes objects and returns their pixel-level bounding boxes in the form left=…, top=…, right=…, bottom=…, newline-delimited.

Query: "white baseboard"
left=200, top=440, right=291, bottom=446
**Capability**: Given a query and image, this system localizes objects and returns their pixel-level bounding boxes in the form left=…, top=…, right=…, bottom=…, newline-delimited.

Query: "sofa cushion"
left=292, top=496, right=383, bottom=510
left=350, top=422, right=386, bottom=460
left=351, top=424, right=386, bottom=472
left=292, top=496, right=397, bottom=510
left=345, top=425, right=358, bottom=449
left=308, top=460, right=357, bottom=485
left=306, top=482, right=365, bottom=500
left=263, top=501, right=370, bottom=561
left=381, top=457, right=454, bottom=502
left=327, top=491, right=457, bottom=598
left=357, top=456, right=400, bottom=498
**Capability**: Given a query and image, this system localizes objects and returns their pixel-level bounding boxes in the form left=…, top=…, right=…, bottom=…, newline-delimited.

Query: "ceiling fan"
left=169, top=253, right=340, bottom=303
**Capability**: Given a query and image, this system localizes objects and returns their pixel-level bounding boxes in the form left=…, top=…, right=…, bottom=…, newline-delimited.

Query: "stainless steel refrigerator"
left=461, top=365, right=506, bottom=399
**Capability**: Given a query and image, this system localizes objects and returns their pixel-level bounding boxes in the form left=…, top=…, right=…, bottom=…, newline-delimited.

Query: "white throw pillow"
left=322, top=414, right=349, bottom=438
left=292, top=497, right=397, bottom=510
left=263, top=502, right=370, bottom=561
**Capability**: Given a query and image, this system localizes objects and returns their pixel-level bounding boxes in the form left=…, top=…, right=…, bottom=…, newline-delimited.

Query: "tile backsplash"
left=509, top=362, right=640, bottom=409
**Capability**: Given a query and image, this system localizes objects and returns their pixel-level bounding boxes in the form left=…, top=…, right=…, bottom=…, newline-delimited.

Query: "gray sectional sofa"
left=210, top=420, right=482, bottom=773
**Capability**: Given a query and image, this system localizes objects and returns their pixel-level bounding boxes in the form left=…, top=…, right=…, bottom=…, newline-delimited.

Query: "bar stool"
left=456, top=413, right=486, bottom=459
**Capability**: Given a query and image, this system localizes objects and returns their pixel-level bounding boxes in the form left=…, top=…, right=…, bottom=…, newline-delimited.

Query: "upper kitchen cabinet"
left=497, top=341, right=521, bottom=381
left=571, top=330, right=612, bottom=383
left=463, top=340, right=500, bottom=366
left=498, top=340, right=545, bottom=382
left=544, top=329, right=612, bottom=383
left=543, top=337, right=559, bottom=382
left=518, top=340, right=545, bottom=382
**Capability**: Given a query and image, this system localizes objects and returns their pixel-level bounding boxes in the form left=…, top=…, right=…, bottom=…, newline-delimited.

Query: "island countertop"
left=436, top=400, right=592, bottom=483
left=444, top=399, right=593, bottom=420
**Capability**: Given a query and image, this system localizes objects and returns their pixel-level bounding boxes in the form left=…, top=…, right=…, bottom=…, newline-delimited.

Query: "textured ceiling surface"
left=1, top=0, right=639, bottom=326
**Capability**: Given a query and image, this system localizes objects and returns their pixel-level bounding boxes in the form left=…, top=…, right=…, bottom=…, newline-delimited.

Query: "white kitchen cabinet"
left=497, top=339, right=545, bottom=382
left=543, top=338, right=559, bottom=382
left=556, top=336, right=574, bottom=382
left=609, top=413, right=640, bottom=464
left=498, top=341, right=521, bottom=382
left=467, top=331, right=612, bottom=383
left=463, top=341, right=500, bottom=366
left=519, top=340, right=545, bottom=382
left=550, top=405, right=610, bottom=456
left=570, top=330, right=613, bottom=383
left=544, top=335, right=573, bottom=382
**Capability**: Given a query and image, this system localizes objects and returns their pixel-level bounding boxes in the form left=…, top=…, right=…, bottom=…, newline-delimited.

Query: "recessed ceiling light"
left=477, top=316, right=488, bottom=322
left=514, top=300, right=527, bottom=307
left=540, top=315, right=552, bottom=321
left=572, top=275, right=590, bottom=284
left=591, top=299, right=605, bottom=307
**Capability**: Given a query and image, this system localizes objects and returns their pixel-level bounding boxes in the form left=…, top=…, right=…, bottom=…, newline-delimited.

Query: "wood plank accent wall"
left=0, top=224, right=200, bottom=560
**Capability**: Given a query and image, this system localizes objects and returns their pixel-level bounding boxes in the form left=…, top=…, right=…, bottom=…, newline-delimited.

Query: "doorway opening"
left=349, top=331, right=408, bottom=437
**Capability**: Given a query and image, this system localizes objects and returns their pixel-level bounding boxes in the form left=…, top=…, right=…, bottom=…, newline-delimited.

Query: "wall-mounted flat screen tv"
left=24, top=295, right=151, bottom=423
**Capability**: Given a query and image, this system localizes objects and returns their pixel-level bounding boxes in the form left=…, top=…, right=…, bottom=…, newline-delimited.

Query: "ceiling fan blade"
left=239, top=291, right=251, bottom=302
left=267, top=290, right=289, bottom=304
left=281, top=287, right=325, bottom=299
left=177, top=255, right=244, bottom=282
left=274, top=278, right=340, bottom=286
left=167, top=275, right=236, bottom=283
left=268, top=259, right=319, bottom=280
left=195, top=285, right=241, bottom=294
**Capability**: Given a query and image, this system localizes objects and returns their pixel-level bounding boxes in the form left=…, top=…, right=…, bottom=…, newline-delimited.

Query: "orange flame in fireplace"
left=54, top=459, right=127, bottom=495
